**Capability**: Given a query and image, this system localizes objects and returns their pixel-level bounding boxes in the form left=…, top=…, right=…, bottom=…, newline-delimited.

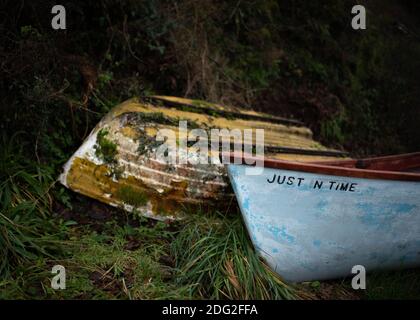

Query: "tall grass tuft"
left=172, top=214, right=297, bottom=299
left=0, top=134, right=60, bottom=276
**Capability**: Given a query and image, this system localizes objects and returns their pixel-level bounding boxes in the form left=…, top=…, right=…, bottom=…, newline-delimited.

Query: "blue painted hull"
left=227, top=164, right=420, bottom=282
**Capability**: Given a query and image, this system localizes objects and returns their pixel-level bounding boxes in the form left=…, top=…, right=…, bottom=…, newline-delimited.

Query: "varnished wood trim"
left=310, top=152, right=420, bottom=171
left=224, top=152, right=420, bottom=182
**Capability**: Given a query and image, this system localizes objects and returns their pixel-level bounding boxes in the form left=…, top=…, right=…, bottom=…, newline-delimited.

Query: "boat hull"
left=59, top=96, right=345, bottom=220
left=227, top=164, right=420, bottom=282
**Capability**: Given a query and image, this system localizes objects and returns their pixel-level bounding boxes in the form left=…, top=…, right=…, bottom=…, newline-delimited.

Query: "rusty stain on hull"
left=59, top=96, right=347, bottom=220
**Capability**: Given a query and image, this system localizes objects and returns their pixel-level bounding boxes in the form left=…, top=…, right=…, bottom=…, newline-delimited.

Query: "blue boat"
left=227, top=153, right=420, bottom=282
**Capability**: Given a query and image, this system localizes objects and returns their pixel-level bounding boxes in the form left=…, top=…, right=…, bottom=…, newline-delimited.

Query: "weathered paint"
left=151, top=95, right=305, bottom=126
left=227, top=164, right=420, bottom=282
left=60, top=96, right=345, bottom=220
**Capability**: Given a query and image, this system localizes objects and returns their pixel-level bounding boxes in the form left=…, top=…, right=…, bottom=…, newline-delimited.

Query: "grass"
left=363, top=269, right=420, bottom=300
left=1, top=0, right=420, bottom=301
left=0, top=134, right=64, bottom=278
left=48, top=227, right=193, bottom=300
left=0, top=208, right=298, bottom=299
left=172, top=214, right=296, bottom=299
left=0, top=133, right=418, bottom=300
left=0, top=134, right=419, bottom=300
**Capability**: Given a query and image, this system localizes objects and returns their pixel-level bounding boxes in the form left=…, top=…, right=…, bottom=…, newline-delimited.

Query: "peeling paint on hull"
left=60, top=96, right=346, bottom=220
left=227, top=164, right=420, bottom=282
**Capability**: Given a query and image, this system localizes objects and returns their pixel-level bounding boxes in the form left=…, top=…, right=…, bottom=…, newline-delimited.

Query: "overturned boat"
left=59, top=96, right=346, bottom=220
left=227, top=152, right=420, bottom=282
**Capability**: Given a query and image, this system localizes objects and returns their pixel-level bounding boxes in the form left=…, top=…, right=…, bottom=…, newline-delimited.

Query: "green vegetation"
left=0, top=210, right=298, bottom=299
left=0, top=134, right=68, bottom=278
left=94, top=128, right=124, bottom=179
left=0, top=0, right=419, bottom=300
left=116, top=186, right=148, bottom=208
left=363, top=269, right=420, bottom=300
left=172, top=215, right=295, bottom=299
left=137, top=134, right=161, bottom=156
left=95, top=129, right=118, bottom=164
left=191, top=100, right=216, bottom=109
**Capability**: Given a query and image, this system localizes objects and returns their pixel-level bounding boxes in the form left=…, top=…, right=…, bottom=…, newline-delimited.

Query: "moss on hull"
left=61, top=97, right=347, bottom=220
left=64, top=157, right=228, bottom=219
left=94, top=129, right=118, bottom=164
left=66, top=157, right=174, bottom=219
left=116, top=185, right=148, bottom=207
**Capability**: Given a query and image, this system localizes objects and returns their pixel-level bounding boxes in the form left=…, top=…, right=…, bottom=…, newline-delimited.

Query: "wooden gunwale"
left=149, top=95, right=305, bottom=127
left=225, top=152, right=420, bottom=182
